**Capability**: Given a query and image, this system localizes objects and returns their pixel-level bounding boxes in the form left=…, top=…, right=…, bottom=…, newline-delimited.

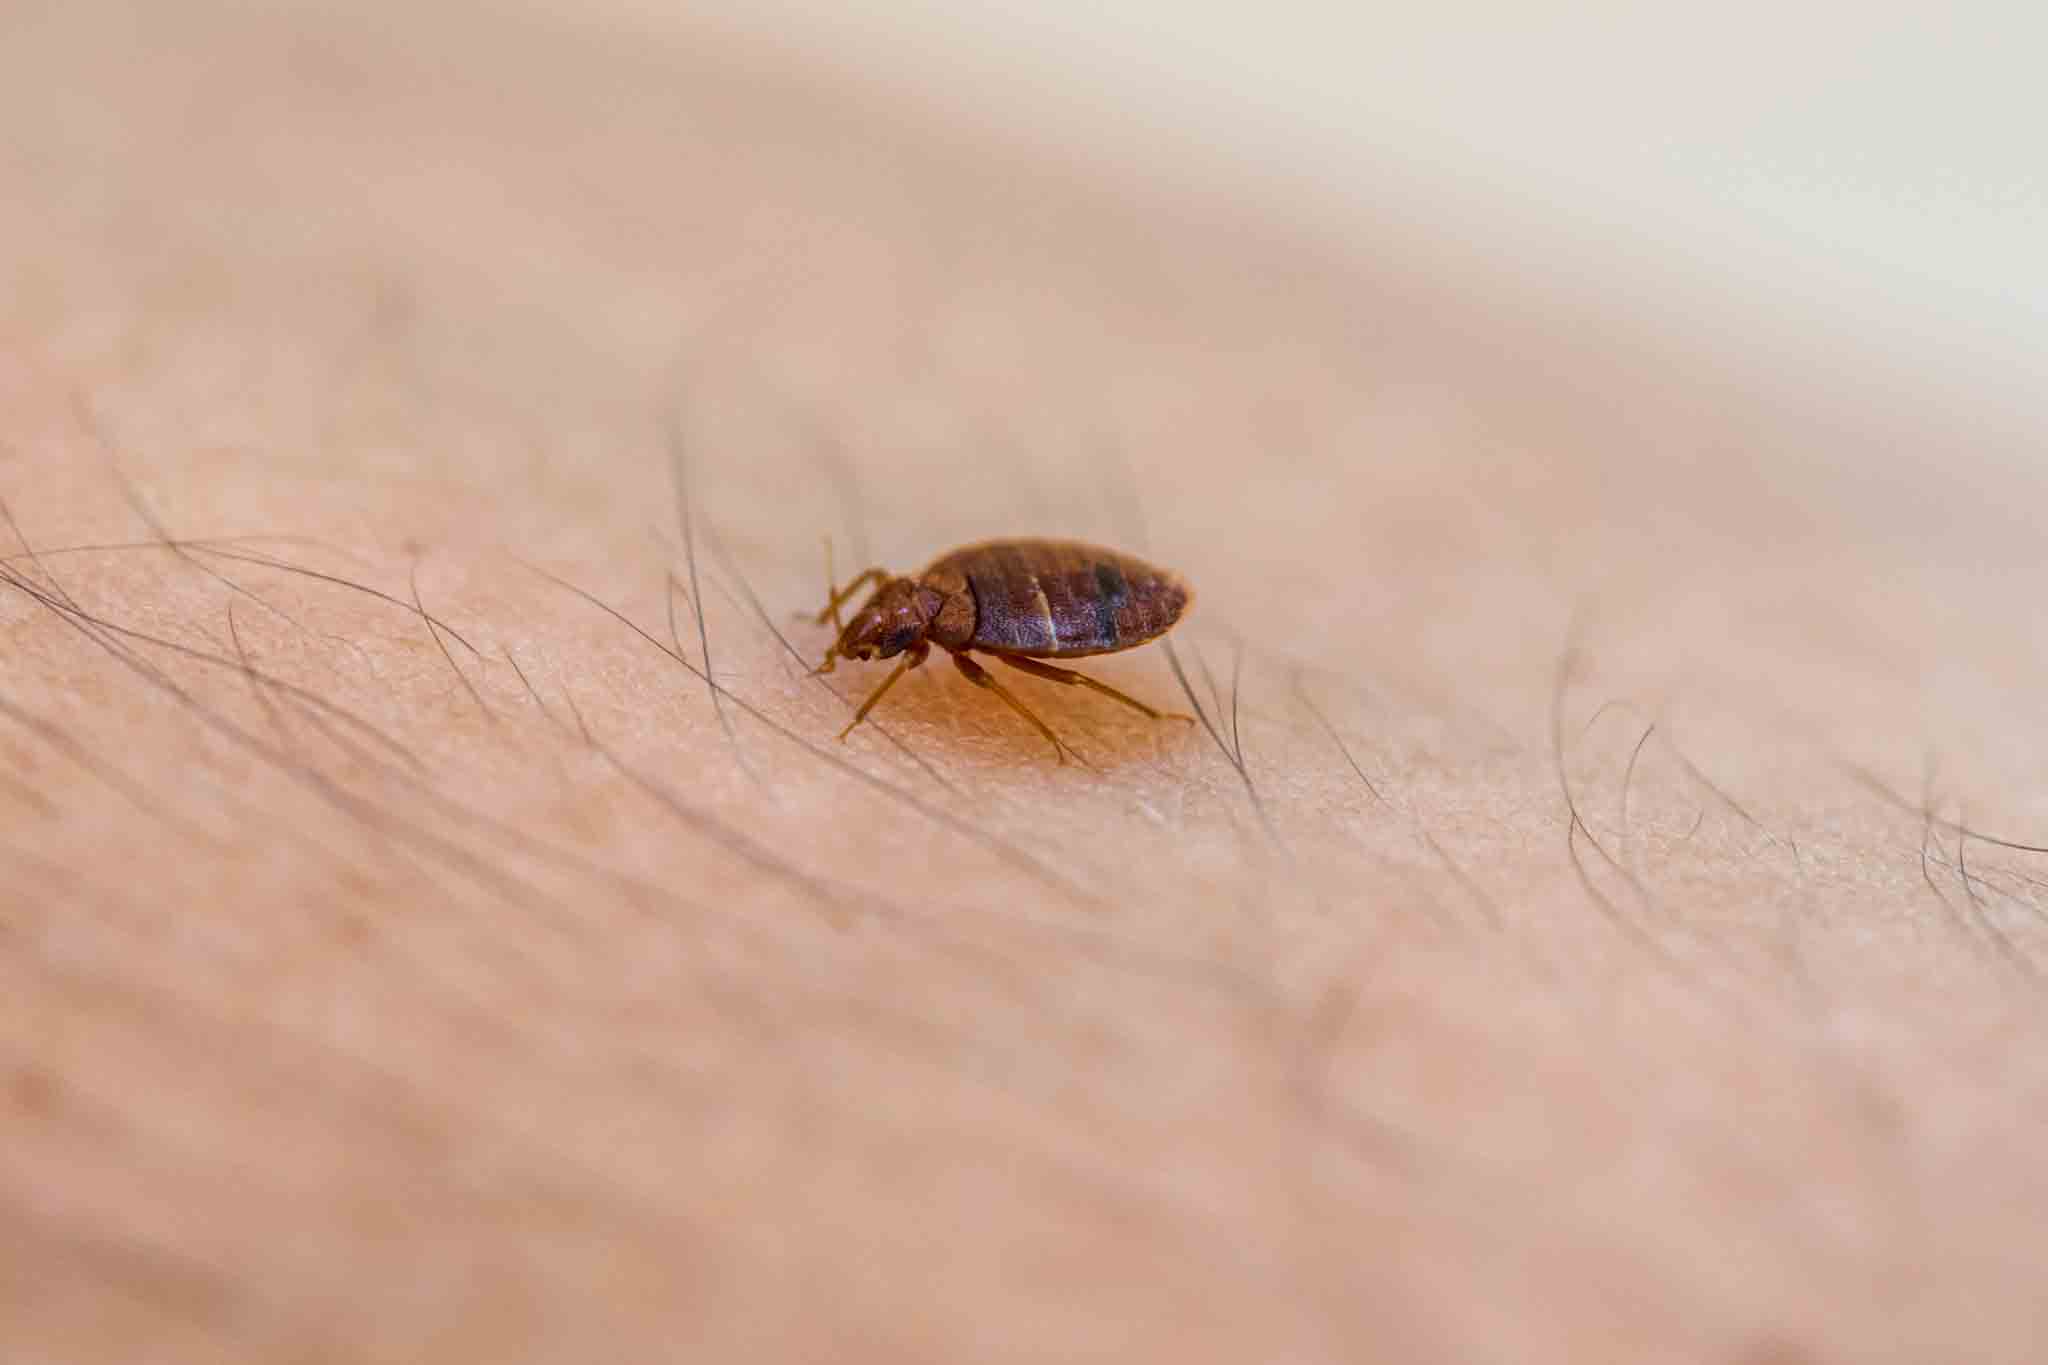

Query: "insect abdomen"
left=931, top=539, right=1190, bottom=659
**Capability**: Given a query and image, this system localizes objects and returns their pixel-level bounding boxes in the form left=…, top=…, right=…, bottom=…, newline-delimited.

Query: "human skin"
left=6, top=2, right=2048, bottom=1361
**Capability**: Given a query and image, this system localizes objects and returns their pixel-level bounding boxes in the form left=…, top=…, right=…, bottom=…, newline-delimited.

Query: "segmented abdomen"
left=927, top=539, right=1190, bottom=658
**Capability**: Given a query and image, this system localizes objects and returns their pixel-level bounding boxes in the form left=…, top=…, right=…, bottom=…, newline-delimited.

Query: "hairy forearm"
left=6, top=2, right=2048, bottom=1361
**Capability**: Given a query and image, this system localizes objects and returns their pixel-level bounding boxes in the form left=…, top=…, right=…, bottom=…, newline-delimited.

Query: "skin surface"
left=6, top=2, right=2048, bottom=1361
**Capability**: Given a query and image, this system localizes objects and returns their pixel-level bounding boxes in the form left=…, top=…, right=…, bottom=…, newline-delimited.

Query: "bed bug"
left=810, top=538, right=1194, bottom=761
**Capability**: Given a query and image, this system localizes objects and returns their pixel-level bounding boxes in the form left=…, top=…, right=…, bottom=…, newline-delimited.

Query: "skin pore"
left=6, top=2, right=2048, bottom=1361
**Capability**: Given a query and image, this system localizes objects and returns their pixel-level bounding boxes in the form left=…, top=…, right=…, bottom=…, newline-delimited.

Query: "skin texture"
left=6, top=2, right=2048, bottom=1362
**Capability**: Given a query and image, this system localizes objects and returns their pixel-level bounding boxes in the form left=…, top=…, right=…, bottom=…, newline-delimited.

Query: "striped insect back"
left=934, top=540, right=1189, bottom=659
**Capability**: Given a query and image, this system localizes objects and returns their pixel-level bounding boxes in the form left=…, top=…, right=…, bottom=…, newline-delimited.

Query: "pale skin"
left=6, top=3, right=2048, bottom=1363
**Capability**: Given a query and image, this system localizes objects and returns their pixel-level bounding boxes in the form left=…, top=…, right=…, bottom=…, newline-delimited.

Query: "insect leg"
left=837, top=642, right=926, bottom=740
left=822, top=536, right=843, bottom=633
left=810, top=555, right=892, bottom=674
left=952, top=651, right=1075, bottom=764
left=812, top=566, right=890, bottom=627
left=994, top=654, right=1195, bottom=723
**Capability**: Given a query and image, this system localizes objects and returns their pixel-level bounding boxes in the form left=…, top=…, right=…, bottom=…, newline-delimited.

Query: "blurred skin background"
left=5, top=1, right=2048, bottom=1360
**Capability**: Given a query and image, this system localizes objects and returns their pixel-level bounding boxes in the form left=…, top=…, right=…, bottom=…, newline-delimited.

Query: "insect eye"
left=882, top=626, right=918, bottom=655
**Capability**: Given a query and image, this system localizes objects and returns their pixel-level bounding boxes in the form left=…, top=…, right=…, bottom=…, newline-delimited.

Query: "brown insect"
left=812, top=538, right=1194, bottom=761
